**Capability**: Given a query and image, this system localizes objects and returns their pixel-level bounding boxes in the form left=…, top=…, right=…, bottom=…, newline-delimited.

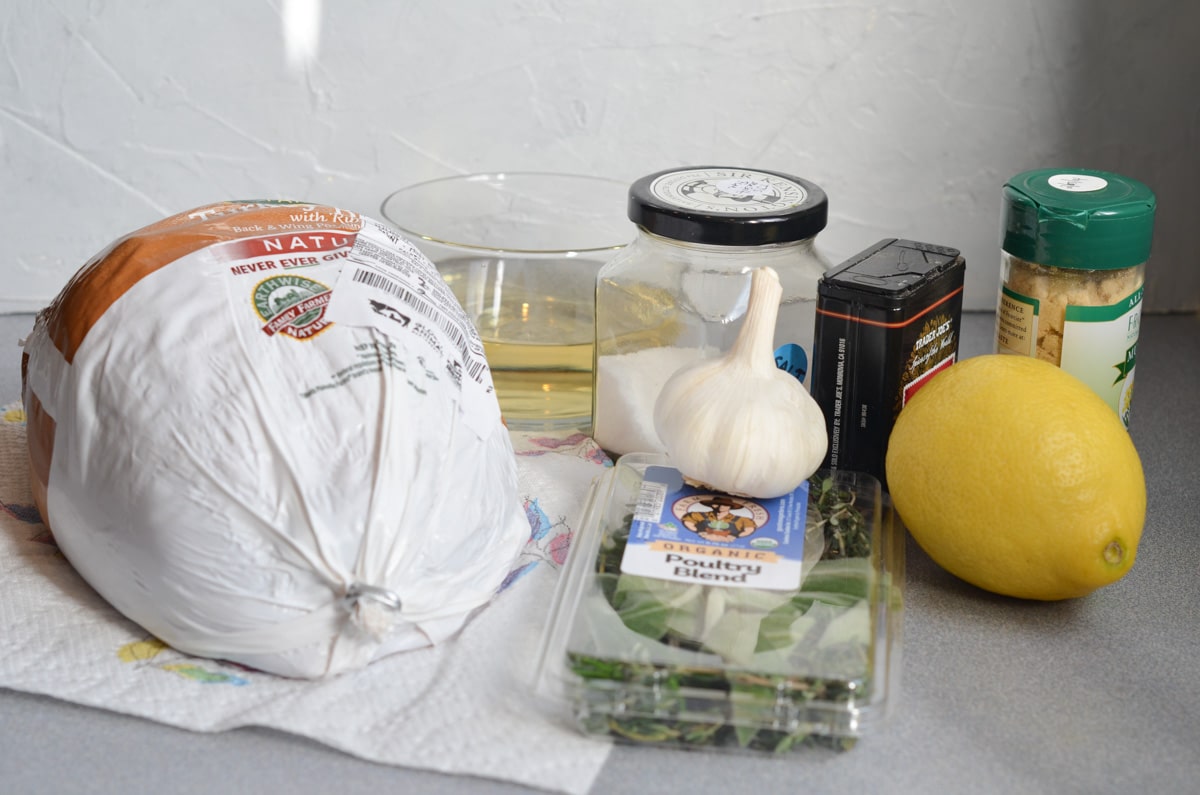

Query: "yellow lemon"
left=885, top=354, right=1144, bottom=600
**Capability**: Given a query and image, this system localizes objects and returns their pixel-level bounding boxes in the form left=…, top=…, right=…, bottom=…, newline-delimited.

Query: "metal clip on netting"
left=342, top=582, right=402, bottom=640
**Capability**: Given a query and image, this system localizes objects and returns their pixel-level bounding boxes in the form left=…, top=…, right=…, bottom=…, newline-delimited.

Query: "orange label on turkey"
left=41, top=202, right=362, bottom=362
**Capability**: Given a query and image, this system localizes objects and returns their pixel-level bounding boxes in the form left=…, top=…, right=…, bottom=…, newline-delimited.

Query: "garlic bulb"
left=652, top=266, right=828, bottom=499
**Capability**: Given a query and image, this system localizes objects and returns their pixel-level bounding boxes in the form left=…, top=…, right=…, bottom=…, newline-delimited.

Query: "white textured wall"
left=2, top=0, right=1196, bottom=313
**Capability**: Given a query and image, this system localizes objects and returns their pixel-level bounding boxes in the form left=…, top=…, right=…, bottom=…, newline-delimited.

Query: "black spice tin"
left=809, top=238, right=966, bottom=490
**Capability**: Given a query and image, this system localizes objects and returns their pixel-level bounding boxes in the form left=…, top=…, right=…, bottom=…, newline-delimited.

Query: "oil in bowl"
left=438, top=254, right=599, bottom=428
left=381, top=172, right=630, bottom=430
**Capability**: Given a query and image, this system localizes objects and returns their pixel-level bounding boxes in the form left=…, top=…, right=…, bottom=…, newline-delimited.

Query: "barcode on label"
left=351, top=268, right=488, bottom=383
left=634, top=480, right=669, bottom=523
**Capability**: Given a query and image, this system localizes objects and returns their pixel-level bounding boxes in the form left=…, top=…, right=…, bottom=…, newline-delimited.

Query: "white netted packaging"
left=21, top=201, right=530, bottom=678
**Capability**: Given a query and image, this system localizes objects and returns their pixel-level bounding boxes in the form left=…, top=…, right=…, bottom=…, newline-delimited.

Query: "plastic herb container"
left=534, top=453, right=904, bottom=754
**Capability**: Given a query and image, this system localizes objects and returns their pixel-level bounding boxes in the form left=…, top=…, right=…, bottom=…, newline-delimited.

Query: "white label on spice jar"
left=995, top=286, right=1040, bottom=357
left=1060, top=286, right=1142, bottom=428
left=620, top=466, right=821, bottom=591
left=649, top=168, right=809, bottom=214
left=1048, top=173, right=1109, bottom=192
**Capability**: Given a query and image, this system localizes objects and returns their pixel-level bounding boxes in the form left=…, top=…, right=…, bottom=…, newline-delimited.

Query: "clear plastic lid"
left=533, top=454, right=904, bottom=754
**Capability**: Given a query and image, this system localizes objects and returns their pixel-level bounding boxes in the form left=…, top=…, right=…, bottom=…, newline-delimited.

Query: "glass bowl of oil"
left=381, top=172, right=630, bottom=432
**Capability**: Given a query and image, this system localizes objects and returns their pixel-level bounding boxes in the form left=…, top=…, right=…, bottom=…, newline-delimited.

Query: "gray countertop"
left=2, top=310, right=1198, bottom=794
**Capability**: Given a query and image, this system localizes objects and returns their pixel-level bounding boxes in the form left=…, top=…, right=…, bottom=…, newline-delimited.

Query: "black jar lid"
left=628, top=166, right=828, bottom=246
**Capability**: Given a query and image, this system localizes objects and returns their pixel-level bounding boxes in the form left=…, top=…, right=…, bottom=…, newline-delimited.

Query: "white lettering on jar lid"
left=649, top=168, right=808, bottom=214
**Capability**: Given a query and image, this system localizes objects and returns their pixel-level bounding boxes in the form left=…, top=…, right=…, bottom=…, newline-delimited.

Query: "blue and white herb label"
left=621, top=466, right=814, bottom=591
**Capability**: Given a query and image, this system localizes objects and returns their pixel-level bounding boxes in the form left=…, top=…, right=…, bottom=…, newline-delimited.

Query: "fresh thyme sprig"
left=811, top=475, right=872, bottom=560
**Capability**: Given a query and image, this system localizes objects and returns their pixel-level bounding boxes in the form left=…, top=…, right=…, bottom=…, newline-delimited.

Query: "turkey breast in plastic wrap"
left=20, top=201, right=530, bottom=679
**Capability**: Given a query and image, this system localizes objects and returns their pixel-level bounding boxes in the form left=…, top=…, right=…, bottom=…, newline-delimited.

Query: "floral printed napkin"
left=0, top=403, right=613, bottom=795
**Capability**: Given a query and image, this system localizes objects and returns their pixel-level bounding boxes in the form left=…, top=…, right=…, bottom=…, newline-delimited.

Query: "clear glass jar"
left=592, top=166, right=832, bottom=455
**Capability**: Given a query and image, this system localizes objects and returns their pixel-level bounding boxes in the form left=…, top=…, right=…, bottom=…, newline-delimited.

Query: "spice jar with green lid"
left=995, top=168, right=1156, bottom=427
left=592, top=166, right=833, bottom=456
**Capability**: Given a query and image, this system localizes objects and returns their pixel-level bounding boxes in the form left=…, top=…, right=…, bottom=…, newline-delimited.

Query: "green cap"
left=1001, top=168, right=1156, bottom=270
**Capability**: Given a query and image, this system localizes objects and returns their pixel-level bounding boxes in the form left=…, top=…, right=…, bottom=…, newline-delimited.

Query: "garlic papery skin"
left=652, top=266, right=828, bottom=499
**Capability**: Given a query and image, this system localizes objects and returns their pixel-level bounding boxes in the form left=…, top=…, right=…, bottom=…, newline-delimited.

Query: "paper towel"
left=0, top=403, right=612, bottom=795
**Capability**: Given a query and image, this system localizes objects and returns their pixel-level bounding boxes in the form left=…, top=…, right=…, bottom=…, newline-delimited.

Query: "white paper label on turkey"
left=326, top=219, right=500, bottom=438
